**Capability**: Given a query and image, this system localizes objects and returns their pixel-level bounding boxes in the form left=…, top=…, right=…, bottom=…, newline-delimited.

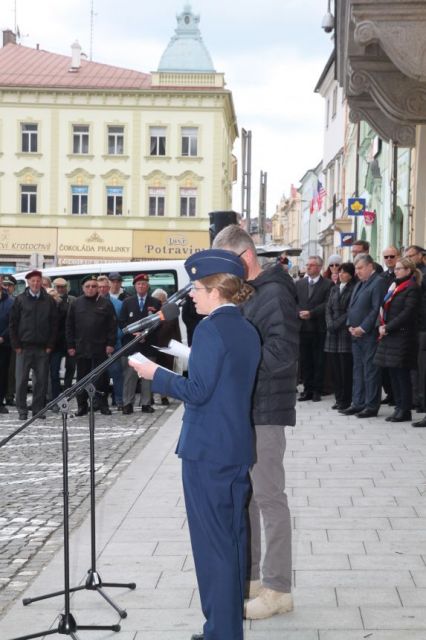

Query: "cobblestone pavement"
left=0, top=397, right=178, bottom=616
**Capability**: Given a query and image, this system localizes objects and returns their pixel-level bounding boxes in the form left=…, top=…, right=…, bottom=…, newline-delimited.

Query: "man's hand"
left=299, top=310, right=311, bottom=320
left=106, top=346, right=114, bottom=355
left=349, top=326, right=365, bottom=338
left=378, top=325, right=387, bottom=337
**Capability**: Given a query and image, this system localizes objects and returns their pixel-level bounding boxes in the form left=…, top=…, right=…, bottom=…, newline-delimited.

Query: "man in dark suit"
left=341, top=254, right=385, bottom=418
left=119, top=273, right=161, bottom=414
left=296, top=256, right=333, bottom=402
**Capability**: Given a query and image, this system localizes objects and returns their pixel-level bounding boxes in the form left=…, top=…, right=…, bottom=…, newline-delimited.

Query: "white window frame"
left=21, top=184, right=37, bottom=213
left=181, top=127, right=198, bottom=157
left=71, top=186, right=88, bottom=215
left=148, top=187, right=165, bottom=216
left=73, top=125, right=89, bottom=154
left=180, top=188, right=197, bottom=217
left=149, top=126, right=166, bottom=156
left=21, top=123, right=38, bottom=153
left=107, top=125, right=124, bottom=155
left=107, top=187, right=123, bottom=216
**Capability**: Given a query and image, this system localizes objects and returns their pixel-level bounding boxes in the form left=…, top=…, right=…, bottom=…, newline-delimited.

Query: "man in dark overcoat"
left=213, top=225, right=299, bottom=620
left=296, top=256, right=333, bottom=402
left=9, top=269, right=58, bottom=420
left=66, top=275, right=116, bottom=416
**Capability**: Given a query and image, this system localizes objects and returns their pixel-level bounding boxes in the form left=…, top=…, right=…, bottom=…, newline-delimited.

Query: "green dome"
left=158, top=4, right=215, bottom=72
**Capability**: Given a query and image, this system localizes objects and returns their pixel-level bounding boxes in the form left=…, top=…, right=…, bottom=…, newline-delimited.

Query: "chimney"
left=3, top=29, right=17, bottom=47
left=70, top=40, right=82, bottom=71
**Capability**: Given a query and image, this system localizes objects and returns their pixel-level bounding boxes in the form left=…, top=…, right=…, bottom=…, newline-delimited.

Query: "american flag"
left=310, top=180, right=327, bottom=214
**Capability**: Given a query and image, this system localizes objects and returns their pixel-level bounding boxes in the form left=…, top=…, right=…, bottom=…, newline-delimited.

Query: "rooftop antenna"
left=89, top=0, right=96, bottom=60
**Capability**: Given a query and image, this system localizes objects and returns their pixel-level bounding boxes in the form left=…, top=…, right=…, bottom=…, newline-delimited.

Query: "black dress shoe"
left=412, top=416, right=426, bottom=428
left=161, top=397, right=170, bottom=406
left=336, top=403, right=350, bottom=411
left=76, top=407, right=88, bottom=417
left=385, top=410, right=398, bottom=422
left=381, top=395, right=394, bottom=405
left=356, top=409, right=378, bottom=418
left=141, top=405, right=155, bottom=413
left=0, top=405, right=9, bottom=414
left=18, top=413, right=28, bottom=421
left=5, top=398, right=15, bottom=406
left=190, top=634, right=204, bottom=640
left=390, top=410, right=411, bottom=422
left=122, top=404, right=133, bottom=415
left=298, top=393, right=313, bottom=401
left=99, top=406, right=112, bottom=415
left=312, top=392, right=321, bottom=402
left=339, top=405, right=363, bottom=415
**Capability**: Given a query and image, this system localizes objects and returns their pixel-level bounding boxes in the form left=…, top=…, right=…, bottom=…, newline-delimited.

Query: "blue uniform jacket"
left=152, top=305, right=261, bottom=466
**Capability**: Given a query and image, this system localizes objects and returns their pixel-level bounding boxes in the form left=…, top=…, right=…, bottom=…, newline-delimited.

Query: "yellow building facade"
left=0, top=7, right=237, bottom=268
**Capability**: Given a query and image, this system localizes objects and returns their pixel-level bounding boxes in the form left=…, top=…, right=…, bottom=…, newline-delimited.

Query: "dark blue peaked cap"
left=184, top=249, right=245, bottom=280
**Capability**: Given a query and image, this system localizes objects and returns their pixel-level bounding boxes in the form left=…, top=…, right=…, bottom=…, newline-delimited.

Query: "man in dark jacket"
left=66, top=275, right=116, bottom=416
left=0, top=287, right=14, bottom=413
left=213, top=225, right=299, bottom=620
left=9, top=269, right=58, bottom=420
left=119, top=273, right=161, bottom=414
left=296, top=256, right=333, bottom=402
left=53, top=278, right=76, bottom=390
left=342, top=254, right=385, bottom=418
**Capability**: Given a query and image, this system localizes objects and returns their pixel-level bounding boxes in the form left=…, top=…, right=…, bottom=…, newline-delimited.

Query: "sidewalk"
left=2, top=397, right=426, bottom=639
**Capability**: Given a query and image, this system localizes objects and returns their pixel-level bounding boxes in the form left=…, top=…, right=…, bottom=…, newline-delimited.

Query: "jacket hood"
left=248, top=264, right=297, bottom=301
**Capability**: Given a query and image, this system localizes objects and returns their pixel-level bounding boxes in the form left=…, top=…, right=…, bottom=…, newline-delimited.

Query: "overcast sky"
left=4, top=0, right=333, bottom=217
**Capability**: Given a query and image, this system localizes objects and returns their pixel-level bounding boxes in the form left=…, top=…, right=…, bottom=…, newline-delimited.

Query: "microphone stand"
left=1, top=323, right=164, bottom=640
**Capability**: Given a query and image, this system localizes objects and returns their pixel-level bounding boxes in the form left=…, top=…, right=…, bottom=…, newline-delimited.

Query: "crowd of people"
left=3, top=233, right=425, bottom=639
left=0, top=269, right=181, bottom=420
left=296, top=240, right=426, bottom=426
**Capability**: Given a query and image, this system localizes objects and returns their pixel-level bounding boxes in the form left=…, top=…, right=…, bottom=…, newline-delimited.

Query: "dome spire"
left=158, top=5, right=215, bottom=72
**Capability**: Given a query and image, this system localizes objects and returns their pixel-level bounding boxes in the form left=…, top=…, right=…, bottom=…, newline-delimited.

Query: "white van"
left=14, top=259, right=189, bottom=299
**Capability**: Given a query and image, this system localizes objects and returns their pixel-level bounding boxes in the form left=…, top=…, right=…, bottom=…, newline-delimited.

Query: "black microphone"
left=122, top=302, right=180, bottom=335
left=167, top=281, right=192, bottom=305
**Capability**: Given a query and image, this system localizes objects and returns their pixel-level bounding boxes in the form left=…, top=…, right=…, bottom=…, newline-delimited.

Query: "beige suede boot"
left=244, top=587, right=293, bottom=619
left=244, top=579, right=262, bottom=599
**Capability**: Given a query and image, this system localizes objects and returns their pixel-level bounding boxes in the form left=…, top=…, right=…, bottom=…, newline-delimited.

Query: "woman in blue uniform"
left=129, top=248, right=261, bottom=640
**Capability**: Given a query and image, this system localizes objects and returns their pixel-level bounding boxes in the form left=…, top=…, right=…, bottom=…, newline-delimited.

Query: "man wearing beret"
left=9, top=270, right=58, bottom=420
left=119, top=273, right=161, bottom=414
left=0, top=277, right=14, bottom=413
left=66, top=275, right=117, bottom=416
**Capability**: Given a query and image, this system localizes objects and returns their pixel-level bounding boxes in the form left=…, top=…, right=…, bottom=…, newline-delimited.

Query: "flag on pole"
left=316, top=180, right=327, bottom=211
left=310, top=180, right=327, bottom=214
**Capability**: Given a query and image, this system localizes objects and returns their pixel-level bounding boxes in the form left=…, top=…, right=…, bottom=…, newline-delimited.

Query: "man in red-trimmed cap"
left=9, top=269, right=58, bottom=420
left=119, top=273, right=161, bottom=414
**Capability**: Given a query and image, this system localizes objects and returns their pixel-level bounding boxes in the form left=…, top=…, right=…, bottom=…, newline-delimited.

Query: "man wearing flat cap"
left=66, top=275, right=117, bottom=416
left=108, top=272, right=130, bottom=301
left=9, top=269, right=58, bottom=420
left=119, top=273, right=161, bottom=414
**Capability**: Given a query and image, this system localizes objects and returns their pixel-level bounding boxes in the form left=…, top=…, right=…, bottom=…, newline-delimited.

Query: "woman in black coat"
left=324, top=262, right=355, bottom=410
left=374, top=257, right=422, bottom=422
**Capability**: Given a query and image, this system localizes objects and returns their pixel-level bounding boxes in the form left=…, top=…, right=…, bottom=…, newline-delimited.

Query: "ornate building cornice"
left=337, top=0, right=426, bottom=146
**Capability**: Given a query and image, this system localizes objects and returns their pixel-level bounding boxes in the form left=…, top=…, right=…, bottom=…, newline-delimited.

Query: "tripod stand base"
left=23, top=570, right=136, bottom=619
left=9, top=612, right=121, bottom=640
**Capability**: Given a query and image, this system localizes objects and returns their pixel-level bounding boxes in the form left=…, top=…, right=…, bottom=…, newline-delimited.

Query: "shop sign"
left=0, top=227, right=57, bottom=255
left=57, top=229, right=132, bottom=259
left=133, top=230, right=209, bottom=259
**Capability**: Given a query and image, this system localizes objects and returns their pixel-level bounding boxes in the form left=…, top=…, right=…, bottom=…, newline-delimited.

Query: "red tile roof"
left=0, top=43, right=152, bottom=90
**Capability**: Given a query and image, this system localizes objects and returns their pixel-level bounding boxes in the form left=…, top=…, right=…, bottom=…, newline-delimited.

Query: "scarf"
left=380, top=275, right=416, bottom=325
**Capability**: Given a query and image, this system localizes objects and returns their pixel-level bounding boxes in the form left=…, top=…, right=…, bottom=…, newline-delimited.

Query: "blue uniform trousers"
left=182, top=459, right=250, bottom=640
